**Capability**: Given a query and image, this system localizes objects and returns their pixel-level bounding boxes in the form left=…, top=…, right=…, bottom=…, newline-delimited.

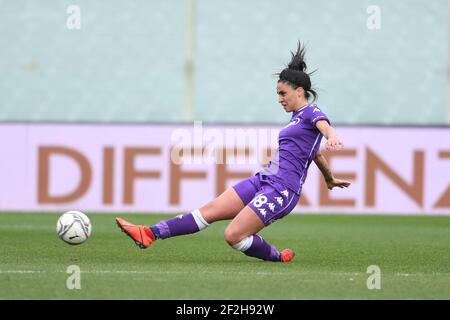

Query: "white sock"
left=191, top=209, right=209, bottom=230
left=232, top=235, right=253, bottom=252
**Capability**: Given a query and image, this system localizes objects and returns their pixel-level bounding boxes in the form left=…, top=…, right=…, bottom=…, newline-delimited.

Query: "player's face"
left=277, top=82, right=303, bottom=112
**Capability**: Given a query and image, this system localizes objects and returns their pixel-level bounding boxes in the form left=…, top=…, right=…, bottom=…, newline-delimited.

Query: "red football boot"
left=280, top=248, right=295, bottom=263
left=115, top=217, right=155, bottom=249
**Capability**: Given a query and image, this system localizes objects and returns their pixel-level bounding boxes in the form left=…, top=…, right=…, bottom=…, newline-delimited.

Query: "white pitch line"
left=0, top=270, right=46, bottom=274
left=1, top=270, right=449, bottom=276
left=0, top=225, right=54, bottom=231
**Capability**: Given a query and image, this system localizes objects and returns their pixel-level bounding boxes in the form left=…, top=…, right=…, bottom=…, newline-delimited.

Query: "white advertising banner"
left=0, top=123, right=449, bottom=215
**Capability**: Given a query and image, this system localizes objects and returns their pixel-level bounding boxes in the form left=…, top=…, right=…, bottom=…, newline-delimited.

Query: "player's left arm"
left=314, top=151, right=351, bottom=190
left=315, top=120, right=343, bottom=151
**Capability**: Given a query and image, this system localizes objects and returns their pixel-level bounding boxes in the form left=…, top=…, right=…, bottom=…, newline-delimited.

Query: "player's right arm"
left=315, top=120, right=343, bottom=151
left=314, top=151, right=351, bottom=190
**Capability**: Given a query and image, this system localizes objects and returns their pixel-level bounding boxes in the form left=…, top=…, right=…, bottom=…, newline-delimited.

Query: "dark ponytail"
left=278, top=41, right=318, bottom=101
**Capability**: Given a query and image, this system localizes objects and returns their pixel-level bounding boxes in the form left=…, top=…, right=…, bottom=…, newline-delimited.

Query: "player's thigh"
left=224, top=206, right=265, bottom=245
left=199, top=187, right=245, bottom=223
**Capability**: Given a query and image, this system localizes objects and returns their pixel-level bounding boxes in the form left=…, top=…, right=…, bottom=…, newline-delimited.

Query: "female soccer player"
left=116, top=42, right=350, bottom=263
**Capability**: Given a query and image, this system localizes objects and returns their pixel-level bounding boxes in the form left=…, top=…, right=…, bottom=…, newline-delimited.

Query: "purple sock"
left=150, top=212, right=206, bottom=240
left=243, top=235, right=280, bottom=262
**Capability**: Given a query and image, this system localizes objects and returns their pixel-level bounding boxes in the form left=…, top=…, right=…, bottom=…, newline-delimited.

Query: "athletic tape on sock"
left=232, top=235, right=253, bottom=252
left=192, top=209, right=209, bottom=230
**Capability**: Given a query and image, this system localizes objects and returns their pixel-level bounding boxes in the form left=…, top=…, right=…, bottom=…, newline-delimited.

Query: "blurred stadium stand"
left=0, top=0, right=448, bottom=124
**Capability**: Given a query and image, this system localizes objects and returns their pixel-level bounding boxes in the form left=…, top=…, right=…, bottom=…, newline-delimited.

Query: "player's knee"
left=223, top=227, right=242, bottom=246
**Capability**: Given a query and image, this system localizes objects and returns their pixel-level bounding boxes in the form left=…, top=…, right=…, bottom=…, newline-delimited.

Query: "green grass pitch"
left=0, top=213, right=449, bottom=299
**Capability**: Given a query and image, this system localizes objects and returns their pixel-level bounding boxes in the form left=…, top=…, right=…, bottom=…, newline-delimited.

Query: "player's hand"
left=326, top=178, right=351, bottom=190
left=326, top=137, right=343, bottom=151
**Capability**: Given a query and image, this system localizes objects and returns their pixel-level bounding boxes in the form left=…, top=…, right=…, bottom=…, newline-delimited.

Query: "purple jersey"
left=259, top=103, right=330, bottom=195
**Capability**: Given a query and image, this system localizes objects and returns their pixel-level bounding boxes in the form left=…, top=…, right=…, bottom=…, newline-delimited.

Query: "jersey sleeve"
left=307, top=106, right=330, bottom=126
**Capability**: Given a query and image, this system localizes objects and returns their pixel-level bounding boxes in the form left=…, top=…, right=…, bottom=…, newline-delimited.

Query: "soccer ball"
left=56, top=211, right=92, bottom=245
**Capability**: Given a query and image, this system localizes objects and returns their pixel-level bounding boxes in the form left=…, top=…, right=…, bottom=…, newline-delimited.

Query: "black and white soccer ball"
left=56, top=211, right=92, bottom=245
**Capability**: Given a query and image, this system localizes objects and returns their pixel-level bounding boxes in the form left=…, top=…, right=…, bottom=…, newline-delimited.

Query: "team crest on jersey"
left=275, top=197, right=283, bottom=206
left=267, top=203, right=275, bottom=212
left=283, top=118, right=300, bottom=129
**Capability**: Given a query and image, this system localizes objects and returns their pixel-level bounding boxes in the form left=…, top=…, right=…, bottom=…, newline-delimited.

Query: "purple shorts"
left=232, top=175, right=300, bottom=226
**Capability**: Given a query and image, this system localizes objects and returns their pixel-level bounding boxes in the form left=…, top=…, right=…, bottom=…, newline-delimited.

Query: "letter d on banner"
left=38, top=146, right=92, bottom=203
